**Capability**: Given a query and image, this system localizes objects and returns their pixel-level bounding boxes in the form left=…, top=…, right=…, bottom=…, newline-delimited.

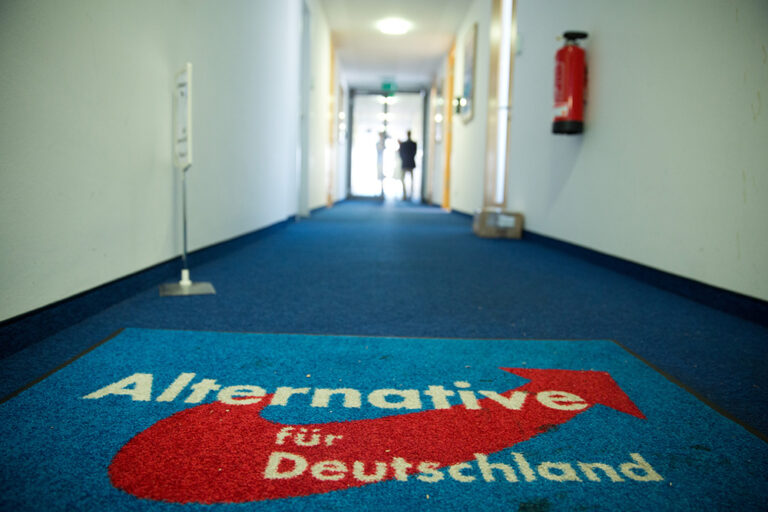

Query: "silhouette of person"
left=376, top=131, right=386, bottom=198
left=398, top=130, right=417, bottom=200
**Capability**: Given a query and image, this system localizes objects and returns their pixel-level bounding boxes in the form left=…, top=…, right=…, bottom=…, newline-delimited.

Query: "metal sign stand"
left=160, top=63, right=215, bottom=297
left=159, top=167, right=215, bottom=296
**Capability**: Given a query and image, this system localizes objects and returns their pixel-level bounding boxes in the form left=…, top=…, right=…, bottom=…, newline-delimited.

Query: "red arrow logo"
left=109, top=368, right=644, bottom=504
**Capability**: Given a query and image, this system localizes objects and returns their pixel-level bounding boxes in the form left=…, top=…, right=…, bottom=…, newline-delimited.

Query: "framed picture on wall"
left=461, top=23, right=477, bottom=123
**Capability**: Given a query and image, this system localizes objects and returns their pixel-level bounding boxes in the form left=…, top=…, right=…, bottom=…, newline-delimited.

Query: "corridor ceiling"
left=319, top=0, right=473, bottom=90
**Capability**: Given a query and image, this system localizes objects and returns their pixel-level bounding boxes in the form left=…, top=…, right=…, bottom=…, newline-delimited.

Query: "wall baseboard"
left=449, top=210, right=767, bottom=326
left=0, top=215, right=296, bottom=359
left=0, top=200, right=343, bottom=359
left=522, top=230, right=768, bottom=327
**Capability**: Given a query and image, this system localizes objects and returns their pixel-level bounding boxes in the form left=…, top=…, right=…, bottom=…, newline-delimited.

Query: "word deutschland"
left=264, top=451, right=664, bottom=484
left=83, top=372, right=590, bottom=411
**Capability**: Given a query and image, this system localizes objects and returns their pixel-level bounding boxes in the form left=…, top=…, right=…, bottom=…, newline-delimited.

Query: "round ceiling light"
left=376, top=17, right=413, bottom=35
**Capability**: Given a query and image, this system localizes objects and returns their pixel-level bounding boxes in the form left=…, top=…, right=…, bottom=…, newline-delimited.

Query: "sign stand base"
left=160, top=269, right=215, bottom=296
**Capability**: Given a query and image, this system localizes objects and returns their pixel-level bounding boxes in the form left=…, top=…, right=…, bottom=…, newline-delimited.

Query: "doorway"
left=349, top=92, right=424, bottom=202
left=296, top=0, right=311, bottom=217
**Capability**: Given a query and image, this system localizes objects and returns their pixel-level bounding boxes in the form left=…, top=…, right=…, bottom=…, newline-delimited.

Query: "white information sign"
left=173, top=63, right=192, bottom=169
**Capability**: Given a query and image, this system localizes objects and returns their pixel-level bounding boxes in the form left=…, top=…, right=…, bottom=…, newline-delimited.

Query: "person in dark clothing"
left=398, top=131, right=417, bottom=200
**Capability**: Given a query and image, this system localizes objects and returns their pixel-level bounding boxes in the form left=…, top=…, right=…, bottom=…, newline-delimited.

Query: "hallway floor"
left=2, top=200, right=766, bottom=437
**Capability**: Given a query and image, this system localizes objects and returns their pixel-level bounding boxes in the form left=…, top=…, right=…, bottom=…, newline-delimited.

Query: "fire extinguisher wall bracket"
left=553, top=31, right=588, bottom=135
left=563, top=31, right=588, bottom=41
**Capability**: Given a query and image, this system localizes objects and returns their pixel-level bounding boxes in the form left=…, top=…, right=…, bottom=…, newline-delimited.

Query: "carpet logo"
left=83, top=367, right=663, bottom=504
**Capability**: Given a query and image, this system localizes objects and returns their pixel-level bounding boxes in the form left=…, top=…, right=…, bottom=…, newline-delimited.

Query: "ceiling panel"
left=320, top=0, right=472, bottom=89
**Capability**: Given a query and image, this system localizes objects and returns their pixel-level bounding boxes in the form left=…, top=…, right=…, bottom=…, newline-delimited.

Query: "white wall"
left=450, top=0, right=492, bottom=214
left=507, top=0, right=768, bottom=301
left=0, top=0, right=306, bottom=321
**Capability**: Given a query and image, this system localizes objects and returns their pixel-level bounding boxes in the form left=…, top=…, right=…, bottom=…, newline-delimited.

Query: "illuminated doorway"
left=349, top=92, right=424, bottom=201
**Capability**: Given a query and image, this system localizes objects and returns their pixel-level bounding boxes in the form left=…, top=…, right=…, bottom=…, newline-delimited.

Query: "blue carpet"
left=1, top=328, right=766, bottom=510
left=1, top=200, right=766, bottom=438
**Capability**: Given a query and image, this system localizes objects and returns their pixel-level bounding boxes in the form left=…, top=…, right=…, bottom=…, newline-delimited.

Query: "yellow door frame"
left=441, top=44, right=456, bottom=210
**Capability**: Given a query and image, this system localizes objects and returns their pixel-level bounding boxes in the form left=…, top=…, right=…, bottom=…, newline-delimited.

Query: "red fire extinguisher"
left=553, top=31, right=588, bottom=134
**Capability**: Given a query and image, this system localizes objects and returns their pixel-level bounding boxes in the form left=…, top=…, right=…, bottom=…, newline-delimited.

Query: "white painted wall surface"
left=507, top=0, right=768, bottom=301
left=0, top=0, right=305, bottom=321
left=450, top=0, right=492, bottom=214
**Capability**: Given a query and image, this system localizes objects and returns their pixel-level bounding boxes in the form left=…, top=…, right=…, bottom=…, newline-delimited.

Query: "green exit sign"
left=381, top=81, right=398, bottom=93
